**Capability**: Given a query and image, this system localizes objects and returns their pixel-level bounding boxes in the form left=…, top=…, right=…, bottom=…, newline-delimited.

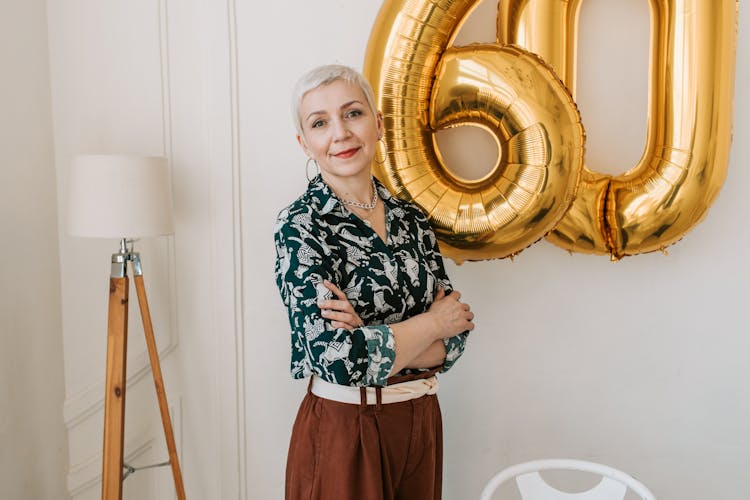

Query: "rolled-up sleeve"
left=274, top=216, right=395, bottom=386
left=417, top=214, right=469, bottom=373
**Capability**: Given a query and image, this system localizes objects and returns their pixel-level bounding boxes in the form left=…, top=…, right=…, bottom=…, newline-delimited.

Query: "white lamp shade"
left=67, top=155, right=175, bottom=238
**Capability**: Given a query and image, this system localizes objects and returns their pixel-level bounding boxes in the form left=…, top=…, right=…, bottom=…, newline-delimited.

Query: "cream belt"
left=311, top=375, right=439, bottom=405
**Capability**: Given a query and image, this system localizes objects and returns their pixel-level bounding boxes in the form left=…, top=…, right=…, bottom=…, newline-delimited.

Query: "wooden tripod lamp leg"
left=133, top=272, right=187, bottom=500
left=102, top=276, right=129, bottom=500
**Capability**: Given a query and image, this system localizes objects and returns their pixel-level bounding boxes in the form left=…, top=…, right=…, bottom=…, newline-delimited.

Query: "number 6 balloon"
left=365, top=0, right=584, bottom=263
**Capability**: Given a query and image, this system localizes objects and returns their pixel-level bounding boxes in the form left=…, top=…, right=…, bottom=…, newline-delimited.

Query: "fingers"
left=448, top=290, right=472, bottom=314
left=454, top=307, right=474, bottom=324
left=320, top=280, right=355, bottom=311
left=322, top=310, right=359, bottom=328
left=320, top=309, right=355, bottom=322
left=430, top=288, right=475, bottom=336
left=459, top=309, right=475, bottom=332
left=318, top=299, right=354, bottom=312
left=323, top=279, right=347, bottom=300
left=318, top=280, right=364, bottom=330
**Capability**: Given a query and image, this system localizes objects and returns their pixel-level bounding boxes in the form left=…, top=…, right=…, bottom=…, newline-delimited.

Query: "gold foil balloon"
left=498, top=0, right=738, bottom=259
left=364, top=0, right=584, bottom=263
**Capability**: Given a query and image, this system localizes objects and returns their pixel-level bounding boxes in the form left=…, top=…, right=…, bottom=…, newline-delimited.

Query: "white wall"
left=43, top=0, right=749, bottom=498
left=0, top=1, right=69, bottom=499
left=241, top=1, right=750, bottom=499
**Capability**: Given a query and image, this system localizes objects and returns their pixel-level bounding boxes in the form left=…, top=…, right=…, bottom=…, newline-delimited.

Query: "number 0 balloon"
left=499, top=0, right=738, bottom=259
left=366, top=0, right=738, bottom=261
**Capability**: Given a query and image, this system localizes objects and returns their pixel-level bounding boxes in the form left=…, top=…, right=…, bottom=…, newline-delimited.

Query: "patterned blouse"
left=274, top=175, right=468, bottom=387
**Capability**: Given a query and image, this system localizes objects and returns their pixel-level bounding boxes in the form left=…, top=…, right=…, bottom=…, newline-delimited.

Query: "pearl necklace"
left=339, top=178, right=378, bottom=210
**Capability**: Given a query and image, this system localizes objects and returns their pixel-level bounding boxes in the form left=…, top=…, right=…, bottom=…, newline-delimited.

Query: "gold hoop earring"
left=375, top=137, right=388, bottom=165
left=305, top=157, right=319, bottom=182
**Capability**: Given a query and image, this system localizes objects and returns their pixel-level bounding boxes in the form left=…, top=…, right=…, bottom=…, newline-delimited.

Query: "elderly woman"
left=274, top=64, right=475, bottom=500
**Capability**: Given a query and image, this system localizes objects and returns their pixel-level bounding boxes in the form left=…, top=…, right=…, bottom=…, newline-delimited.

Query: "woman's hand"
left=318, top=280, right=364, bottom=331
left=427, top=287, right=475, bottom=339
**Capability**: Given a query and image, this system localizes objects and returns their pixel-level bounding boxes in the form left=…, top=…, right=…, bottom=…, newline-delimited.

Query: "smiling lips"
left=332, top=147, right=360, bottom=159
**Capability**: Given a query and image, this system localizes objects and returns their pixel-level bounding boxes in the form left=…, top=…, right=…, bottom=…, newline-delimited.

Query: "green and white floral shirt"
left=274, top=175, right=468, bottom=387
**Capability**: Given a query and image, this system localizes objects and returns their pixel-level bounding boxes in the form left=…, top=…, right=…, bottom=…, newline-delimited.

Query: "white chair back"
left=480, top=459, right=656, bottom=500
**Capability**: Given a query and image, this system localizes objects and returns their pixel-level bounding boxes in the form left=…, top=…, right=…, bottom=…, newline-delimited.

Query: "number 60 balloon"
left=365, top=0, right=738, bottom=261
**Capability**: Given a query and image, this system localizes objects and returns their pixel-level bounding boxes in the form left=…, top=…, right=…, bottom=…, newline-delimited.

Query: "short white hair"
left=291, top=64, right=378, bottom=136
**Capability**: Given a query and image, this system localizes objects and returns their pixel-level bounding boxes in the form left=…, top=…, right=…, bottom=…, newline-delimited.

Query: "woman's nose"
left=330, top=118, right=351, bottom=139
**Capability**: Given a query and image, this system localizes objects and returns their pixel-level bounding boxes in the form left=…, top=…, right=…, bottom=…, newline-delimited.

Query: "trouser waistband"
left=310, top=375, right=439, bottom=405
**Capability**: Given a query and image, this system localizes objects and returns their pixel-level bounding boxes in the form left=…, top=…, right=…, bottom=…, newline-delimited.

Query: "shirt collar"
left=307, top=175, right=339, bottom=215
left=307, top=174, right=394, bottom=216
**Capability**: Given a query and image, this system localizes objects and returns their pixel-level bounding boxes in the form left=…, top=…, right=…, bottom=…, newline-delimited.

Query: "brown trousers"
left=285, top=379, right=443, bottom=500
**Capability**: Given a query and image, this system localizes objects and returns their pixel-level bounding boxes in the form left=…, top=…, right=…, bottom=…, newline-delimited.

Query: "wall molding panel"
left=63, top=250, right=178, bottom=433
left=62, top=337, right=178, bottom=430
left=204, top=0, right=247, bottom=497
left=67, top=400, right=182, bottom=498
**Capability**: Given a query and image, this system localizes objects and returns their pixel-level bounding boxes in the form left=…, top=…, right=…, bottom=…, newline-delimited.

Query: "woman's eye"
left=346, top=109, right=362, bottom=119
left=311, top=119, right=325, bottom=128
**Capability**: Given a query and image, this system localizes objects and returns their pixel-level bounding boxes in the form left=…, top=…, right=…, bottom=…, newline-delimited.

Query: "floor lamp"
left=67, top=155, right=186, bottom=500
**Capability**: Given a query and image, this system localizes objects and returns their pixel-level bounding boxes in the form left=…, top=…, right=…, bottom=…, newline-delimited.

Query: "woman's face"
left=297, top=79, right=382, bottom=184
